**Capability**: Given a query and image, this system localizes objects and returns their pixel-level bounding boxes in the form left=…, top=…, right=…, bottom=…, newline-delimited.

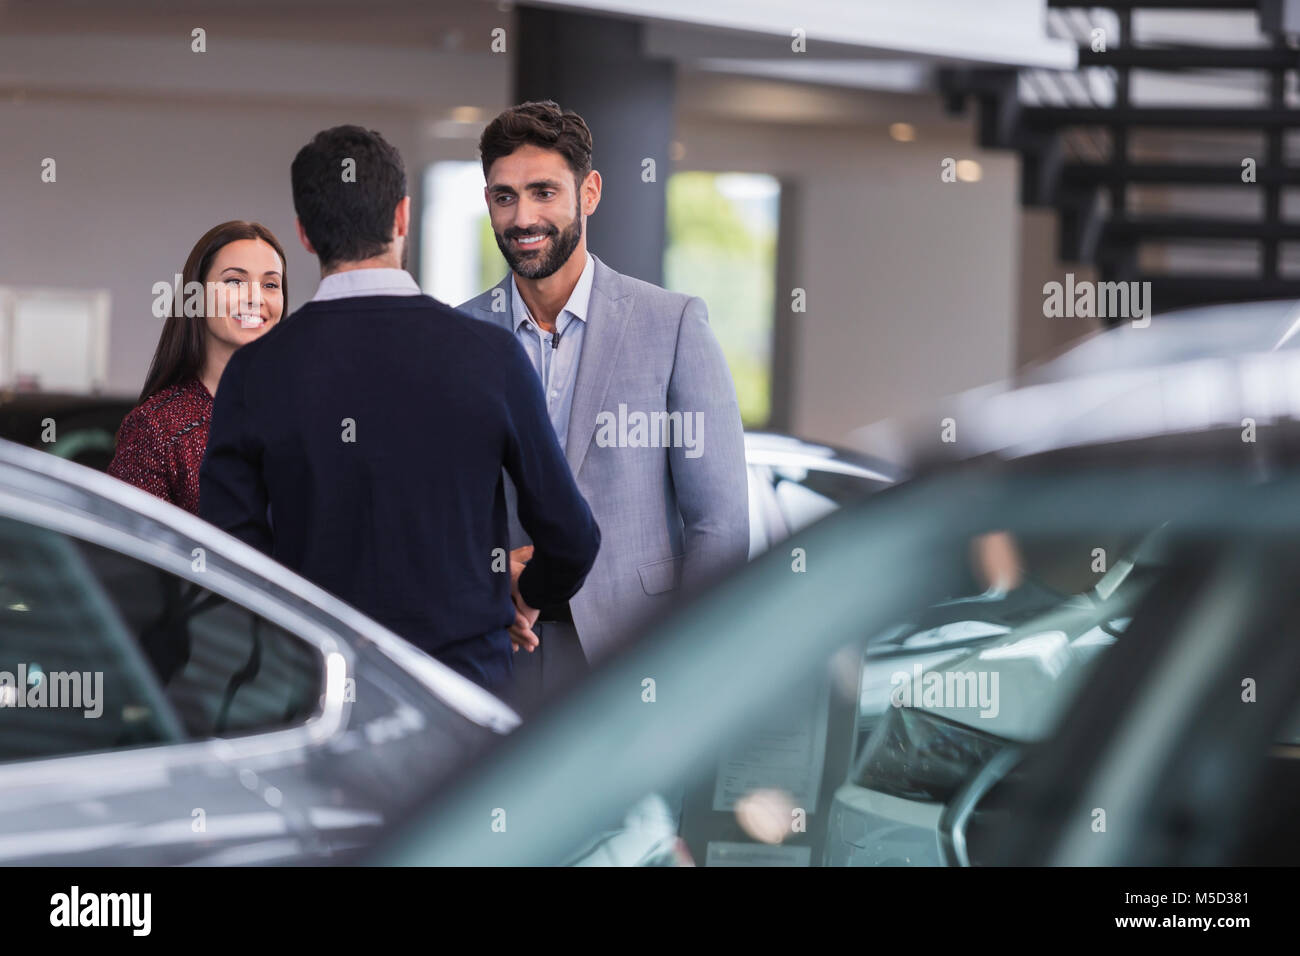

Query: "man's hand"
left=510, top=545, right=534, bottom=573
left=509, top=546, right=540, bottom=653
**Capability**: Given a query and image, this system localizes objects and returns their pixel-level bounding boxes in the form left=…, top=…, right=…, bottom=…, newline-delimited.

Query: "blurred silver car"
left=371, top=337, right=1300, bottom=867
left=0, top=438, right=521, bottom=865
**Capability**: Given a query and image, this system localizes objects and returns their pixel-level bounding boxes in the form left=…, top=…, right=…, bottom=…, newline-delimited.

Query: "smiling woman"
left=106, top=221, right=287, bottom=514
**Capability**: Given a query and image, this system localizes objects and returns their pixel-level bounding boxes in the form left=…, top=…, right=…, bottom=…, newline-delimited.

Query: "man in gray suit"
left=458, top=100, right=749, bottom=713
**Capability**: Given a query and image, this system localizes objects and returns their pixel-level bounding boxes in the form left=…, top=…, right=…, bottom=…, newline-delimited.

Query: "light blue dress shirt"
left=510, top=252, right=594, bottom=455
left=310, top=267, right=423, bottom=301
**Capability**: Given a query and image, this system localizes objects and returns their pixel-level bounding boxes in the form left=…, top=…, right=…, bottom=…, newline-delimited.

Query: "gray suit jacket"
left=458, top=254, right=749, bottom=660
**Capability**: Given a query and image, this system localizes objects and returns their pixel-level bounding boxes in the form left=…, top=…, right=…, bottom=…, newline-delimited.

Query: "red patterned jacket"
left=107, top=377, right=213, bottom=515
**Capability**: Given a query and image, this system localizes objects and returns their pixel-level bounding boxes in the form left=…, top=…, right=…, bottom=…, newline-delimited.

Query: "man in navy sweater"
left=199, top=125, right=600, bottom=696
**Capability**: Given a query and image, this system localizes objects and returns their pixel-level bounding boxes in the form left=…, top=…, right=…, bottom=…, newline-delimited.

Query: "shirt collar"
left=510, top=251, right=595, bottom=332
left=311, top=267, right=422, bottom=302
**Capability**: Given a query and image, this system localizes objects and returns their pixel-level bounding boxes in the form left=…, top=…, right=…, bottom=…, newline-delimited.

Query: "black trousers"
left=508, top=620, right=588, bottom=716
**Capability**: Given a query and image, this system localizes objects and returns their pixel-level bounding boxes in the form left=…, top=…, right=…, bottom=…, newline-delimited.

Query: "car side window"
left=0, top=514, right=324, bottom=760
left=74, top=539, right=324, bottom=738
left=0, top=516, right=183, bottom=762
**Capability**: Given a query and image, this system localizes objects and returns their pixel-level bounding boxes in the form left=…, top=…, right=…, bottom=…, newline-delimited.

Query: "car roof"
left=849, top=307, right=1300, bottom=471
left=924, top=350, right=1300, bottom=465
left=744, top=430, right=900, bottom=483
left=1020, top=299, right=1300, bottom=385
left=0, top=390, right=134, bottom=417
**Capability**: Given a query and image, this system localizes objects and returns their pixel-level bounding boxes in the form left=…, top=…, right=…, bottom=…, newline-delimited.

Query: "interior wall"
left=1015, top=207, right=1102, bottom=372
left=1, top=98, right=437, bottom=395
left=675, top=113, right=1019, bottom=444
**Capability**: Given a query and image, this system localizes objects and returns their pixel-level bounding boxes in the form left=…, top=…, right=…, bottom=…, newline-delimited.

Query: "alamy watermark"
left=594, top=404, right=703, bottom=459
left=50, top=886, right=150, bottom=936
left=151, top=274, right=268, bottom=324
left=0, top=664, right=103, bottom=718
left=890, top=662, right=1000, bottom=718
left=1043, top=273, right=1151, bottom=328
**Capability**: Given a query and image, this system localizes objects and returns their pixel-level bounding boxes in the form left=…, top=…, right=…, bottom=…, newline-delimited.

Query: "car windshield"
left=371, top=454, right=1300, bottom=866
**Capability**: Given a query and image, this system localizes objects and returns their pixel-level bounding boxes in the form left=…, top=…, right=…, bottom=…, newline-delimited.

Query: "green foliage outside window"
left=665, top=172, right=777, bottom=427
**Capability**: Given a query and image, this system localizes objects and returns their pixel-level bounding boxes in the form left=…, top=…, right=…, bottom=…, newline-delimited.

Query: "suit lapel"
left=473, top=274, right=516, bottom=333
left=565, top=255, right=631, bottom=477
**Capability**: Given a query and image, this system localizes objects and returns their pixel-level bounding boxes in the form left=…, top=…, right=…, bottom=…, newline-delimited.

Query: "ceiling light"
left=956, top=159, right=983, bottom=182
left=889, top=122, right=916, bottom=142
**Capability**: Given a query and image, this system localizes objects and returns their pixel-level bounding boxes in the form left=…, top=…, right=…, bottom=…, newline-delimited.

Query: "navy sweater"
left=198, top=294, right=601, bottom=692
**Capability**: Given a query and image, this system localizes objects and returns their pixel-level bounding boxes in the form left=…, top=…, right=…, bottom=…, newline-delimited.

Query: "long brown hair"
left=139, top=220, right=288, bottom=402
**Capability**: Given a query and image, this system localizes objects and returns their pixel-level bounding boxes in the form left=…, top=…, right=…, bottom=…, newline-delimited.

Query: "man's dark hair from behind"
left=291, top=125, right=406, bottom=269
left=478, top=100, right=593, bottom=189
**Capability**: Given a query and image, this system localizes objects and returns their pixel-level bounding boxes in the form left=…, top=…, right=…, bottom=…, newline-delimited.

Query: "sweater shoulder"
left=252, top=295, right=524, bottom=375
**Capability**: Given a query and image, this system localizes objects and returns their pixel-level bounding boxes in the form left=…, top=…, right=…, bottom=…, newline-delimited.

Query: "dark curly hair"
left=291, top=125, right=406, bottom=269
left=479, top=100, right=593, bottom=187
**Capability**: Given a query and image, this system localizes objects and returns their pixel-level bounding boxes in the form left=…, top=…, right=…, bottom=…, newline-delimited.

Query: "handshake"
left=509, top=545, right=541, bottom=654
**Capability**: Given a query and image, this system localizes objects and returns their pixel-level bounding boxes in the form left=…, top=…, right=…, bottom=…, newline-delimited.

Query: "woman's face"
left=203, top=238, right=284, bottom=350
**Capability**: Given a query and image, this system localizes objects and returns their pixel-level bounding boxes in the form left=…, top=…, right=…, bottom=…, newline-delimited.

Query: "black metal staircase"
left=942, top=0, right=1300, bottom=317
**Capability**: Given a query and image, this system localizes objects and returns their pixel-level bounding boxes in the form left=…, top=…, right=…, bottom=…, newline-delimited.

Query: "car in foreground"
left=370, top=338, right=1300, bottom=867
left=0, top=437, right=519, bottom=865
